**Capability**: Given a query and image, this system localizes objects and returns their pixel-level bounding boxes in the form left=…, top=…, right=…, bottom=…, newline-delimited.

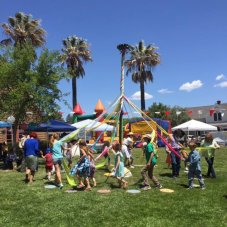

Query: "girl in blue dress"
left=70, top=140, right=92, bottom=190
left=112, top=142, right=128, bottom=189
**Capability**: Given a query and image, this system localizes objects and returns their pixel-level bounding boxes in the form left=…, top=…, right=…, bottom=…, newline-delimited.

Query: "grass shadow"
left=179, top=183, right=189, bottom=188
left=159, top=173, right=173, bottom=178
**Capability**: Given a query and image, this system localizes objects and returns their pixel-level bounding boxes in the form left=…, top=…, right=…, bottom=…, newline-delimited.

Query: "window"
left=218, top=112, right=222, bottom=121
left=214, top=113, right=217, bottom=121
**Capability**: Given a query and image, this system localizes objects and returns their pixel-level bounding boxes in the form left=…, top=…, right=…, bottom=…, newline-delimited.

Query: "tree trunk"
left=72, top=76, right=77, bottom=108
left=140, top=80, right=145, bottom=111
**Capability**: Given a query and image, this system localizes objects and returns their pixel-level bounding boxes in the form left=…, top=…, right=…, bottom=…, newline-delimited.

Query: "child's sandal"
left=123, top=182, right=128, bottom=189
left=85, top=187, right=92, bottom=191
left=77, top=184, right=85, bottom=189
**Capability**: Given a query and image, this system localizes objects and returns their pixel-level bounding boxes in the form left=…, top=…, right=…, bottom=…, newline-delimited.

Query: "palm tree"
left=125, top=40, right=160, bottom=111
left=1, top=12, right=46, bottom=47
left=61, top=36, right=92, bottom=108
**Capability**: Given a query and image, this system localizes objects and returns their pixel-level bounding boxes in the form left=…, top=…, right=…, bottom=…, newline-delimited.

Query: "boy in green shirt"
left=141, top=134, right=162, bottom=190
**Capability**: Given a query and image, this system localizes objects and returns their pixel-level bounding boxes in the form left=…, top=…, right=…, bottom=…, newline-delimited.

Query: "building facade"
left=186, top=101, right=227, bottom=131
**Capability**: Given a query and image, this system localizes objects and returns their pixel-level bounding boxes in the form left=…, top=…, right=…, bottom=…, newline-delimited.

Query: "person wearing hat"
left=122, top=137, right=134, bottom=168
left=141, top=134, right=162, bottom=190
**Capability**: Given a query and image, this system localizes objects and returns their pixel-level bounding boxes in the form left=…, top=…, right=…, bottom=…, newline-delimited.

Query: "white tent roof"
left=72, top=119, right=115, bottom=132
left=172, top=119, right=217, bottom=132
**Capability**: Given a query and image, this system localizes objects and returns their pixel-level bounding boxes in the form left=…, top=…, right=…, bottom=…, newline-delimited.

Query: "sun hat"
left=127, top=132, right=134, bottom=136
left=142, top=134, right=152, bottom=139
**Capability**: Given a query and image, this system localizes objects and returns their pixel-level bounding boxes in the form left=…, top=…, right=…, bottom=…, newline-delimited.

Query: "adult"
left=50, top=133, right=64, bottom=188
left=169, top=134, right=182, bottom=178
left=2, top=141, right=8, bottom=169
left=141, top=134, right=162, bottom=190
left=200, top=133, right=220, bottom=178
left=24, top=132, right=40, bottom=183
left=18, top=133, right=29, bottom=171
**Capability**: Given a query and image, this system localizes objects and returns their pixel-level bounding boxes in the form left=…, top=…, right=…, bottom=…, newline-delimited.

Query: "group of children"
left=165, top=132, right=220, bottom=189
left=39, top=130, right=220, bottom=191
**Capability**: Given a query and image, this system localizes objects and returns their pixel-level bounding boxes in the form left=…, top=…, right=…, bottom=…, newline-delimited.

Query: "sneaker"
left=141, top=186, right=151, bottom=191
left=156, top=184, right=163, bottom=189
left=130, top=165, right=135, bottom=169
left=187, top=187, right=193, bottom=190
left=58, top=183, right=63, bottom=189
left=201, top=187, right=206, bottom=190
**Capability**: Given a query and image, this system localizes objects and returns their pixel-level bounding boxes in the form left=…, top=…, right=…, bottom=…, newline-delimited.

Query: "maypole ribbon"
left=124, top=96, right=181, bottom=158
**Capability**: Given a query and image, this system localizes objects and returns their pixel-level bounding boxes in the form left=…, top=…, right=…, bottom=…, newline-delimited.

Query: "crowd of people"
left=0, top=130, right=221, bottom=191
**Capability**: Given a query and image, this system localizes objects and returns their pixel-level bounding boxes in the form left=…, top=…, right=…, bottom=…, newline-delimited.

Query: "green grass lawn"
left=0, top=148, right=227, bottom=227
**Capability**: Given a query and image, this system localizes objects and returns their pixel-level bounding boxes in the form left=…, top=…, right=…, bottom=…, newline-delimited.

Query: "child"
left=200, top=133, right=220, bottom=178
left=102, top=141, right=111, bottom=170
left=122, top=138, right=134, bottom=168
left=185, top=141, right=205, bottom=189
left=141, top=134, right=162, bottom=190
left=165, top=140, right=172, bottom=169
left=71, top=140, right=92, bottom=191
left=42, top=148, right=53, bottom=181
left=87, top=148, right=97, bottom=187
left=112, top=142, right=128, bottom=189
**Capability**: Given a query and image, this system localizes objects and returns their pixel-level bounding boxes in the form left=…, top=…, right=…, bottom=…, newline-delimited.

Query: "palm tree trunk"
left=140, top=80, right=145, bottom=111
left=72, top=76, right=77, bottom=108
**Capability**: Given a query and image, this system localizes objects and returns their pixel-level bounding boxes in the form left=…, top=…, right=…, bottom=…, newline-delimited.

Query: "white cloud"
left=106, top=100, right=112, bottom=106
left=214, top=81, right=227, bottom=88
left=179, top=80, right=203, bottom=92
left=158, top=88, right=174, bottom=94
left=130, top=91, right=153, bottom=100
left=216, top=74, right=226, bottom=81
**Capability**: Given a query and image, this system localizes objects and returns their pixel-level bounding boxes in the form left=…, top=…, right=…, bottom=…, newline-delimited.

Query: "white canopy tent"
left=71, top=119, right=115, bottom=132
left=172, top=119, right=217, bottom=132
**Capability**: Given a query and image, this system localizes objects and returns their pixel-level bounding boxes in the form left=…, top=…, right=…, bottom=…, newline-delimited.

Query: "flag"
left=165, top=111, right=170, bottom=116
left=155, top=112, right=160, bottom=114
left=198, top=110, right=202, bottom=115
left=187, top=110, right=192, bottom=117
left=176, top=111, right=181, bottom=116
left=209, top=109, right=215, bottom=116
left=221, top=112, right=225, bottom=117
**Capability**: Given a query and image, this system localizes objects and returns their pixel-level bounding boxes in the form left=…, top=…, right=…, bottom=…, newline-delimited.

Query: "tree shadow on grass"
left=223, top=195, right=227, bottom=199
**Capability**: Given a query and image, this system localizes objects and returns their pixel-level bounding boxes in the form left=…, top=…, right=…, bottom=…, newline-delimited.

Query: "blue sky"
left=1, top=0, right=227, bottom=119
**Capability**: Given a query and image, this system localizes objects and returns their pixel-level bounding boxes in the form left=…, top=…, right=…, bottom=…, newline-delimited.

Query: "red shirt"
left=45, top=153, right=53, bottom=167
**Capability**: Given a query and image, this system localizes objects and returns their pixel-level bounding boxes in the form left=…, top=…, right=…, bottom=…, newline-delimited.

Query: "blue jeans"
left=205, top=157, right=216, bottom=178
left=188, top=168, right=205, bottom=188
left=170, top=151, right=181, bottom=177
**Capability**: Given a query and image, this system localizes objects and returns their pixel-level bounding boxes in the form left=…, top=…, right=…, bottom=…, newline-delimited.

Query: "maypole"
left=117, top=44, right=131, bottom=145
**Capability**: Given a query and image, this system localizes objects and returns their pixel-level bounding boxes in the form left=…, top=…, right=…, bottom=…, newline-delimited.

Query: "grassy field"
left=0, top=147, right=227, bottom=227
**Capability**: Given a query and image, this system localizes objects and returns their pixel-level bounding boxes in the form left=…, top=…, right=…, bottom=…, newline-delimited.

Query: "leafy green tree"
left=61, top=36, right=92, bottom=108
left=1, top=12, right=46, bottom=47
left=125, top=40, right=160, bottom=111
left=0, top=44, right=66, bottom=150
left=147, top=102, right=190, bottom=127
